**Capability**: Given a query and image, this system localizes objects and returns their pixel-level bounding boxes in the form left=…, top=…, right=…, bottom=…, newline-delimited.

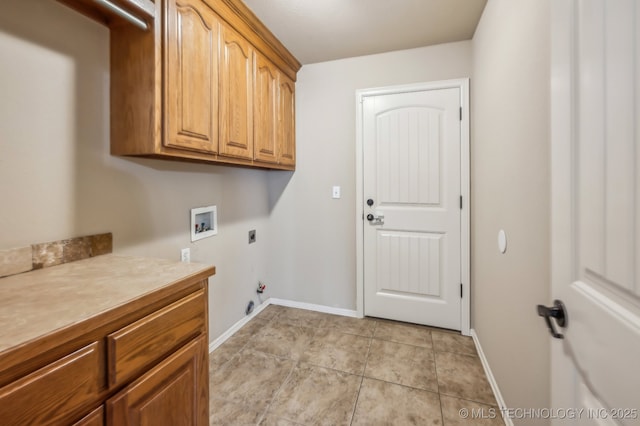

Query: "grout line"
left=349, top=330, right=374, bottom=425
left=358, top=375, right=441, bottom=396
left=254, top=355, right=298, bottom=424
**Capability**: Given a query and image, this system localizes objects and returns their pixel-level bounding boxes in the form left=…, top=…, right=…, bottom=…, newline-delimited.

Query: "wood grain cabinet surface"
left=0, top=256, right=214, bottom=426
left=59, top=0, right=300, bottom=170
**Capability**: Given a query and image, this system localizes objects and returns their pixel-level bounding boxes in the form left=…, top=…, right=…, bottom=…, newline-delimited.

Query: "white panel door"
left=551, top=1, right=640, bottom=424
left=362, top=87, right=462, bottom=330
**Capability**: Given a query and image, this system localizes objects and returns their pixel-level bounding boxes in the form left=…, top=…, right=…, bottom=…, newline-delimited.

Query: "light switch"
left=332, top=186, right=341, bottom=199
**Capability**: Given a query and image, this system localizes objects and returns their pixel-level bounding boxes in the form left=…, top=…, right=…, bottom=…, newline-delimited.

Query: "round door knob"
left=367, top=199, right=374, bottom=206
left=366, top=213, right=374, bottom=221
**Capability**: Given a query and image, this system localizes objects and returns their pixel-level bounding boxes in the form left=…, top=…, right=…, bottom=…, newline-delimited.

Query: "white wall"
left=0, top=0, right=275, bottom=340
left=471, top=0, right=551, bottom=421
left=267, top=42, right=472, bottom=308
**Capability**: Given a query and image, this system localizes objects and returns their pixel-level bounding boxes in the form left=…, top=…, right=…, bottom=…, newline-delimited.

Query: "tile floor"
left=209, top=305, right=504, bottom=425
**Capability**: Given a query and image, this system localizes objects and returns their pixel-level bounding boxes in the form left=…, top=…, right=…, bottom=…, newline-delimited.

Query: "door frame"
left=355, top=79, right=471, bottom=335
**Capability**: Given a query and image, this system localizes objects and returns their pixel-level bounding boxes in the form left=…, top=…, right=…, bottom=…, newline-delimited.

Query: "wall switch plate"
left=181, top=248, right=190, bottom=263
left=248, top=230, right=256, bottom=244
left=332, top=186, right=341, bottom=199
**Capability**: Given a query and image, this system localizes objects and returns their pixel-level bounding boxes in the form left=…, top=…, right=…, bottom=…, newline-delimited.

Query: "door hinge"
left=459, top=195, right=463, bottom=210
left=459, top=107, right=462, bottom=121
left=460, top=283, right=463, bottom=298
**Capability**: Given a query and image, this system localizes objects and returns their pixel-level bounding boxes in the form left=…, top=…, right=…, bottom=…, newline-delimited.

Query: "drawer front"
left=0, top=342, right=103, bottom=425
left=107, top=290, right=205, bottom=387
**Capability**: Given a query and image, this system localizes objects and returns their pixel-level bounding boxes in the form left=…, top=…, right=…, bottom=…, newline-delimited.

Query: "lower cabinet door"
left=73, top=406, right=104, bottom=426
left=106, top=336, right=208, bottom=425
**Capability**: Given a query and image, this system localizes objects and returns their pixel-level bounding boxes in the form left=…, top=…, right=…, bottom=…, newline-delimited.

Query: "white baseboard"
left=208, top=298, right=358, bottom=353
left=269, top=298, right=359, bottom=318
left=470, top=329, right=514, bottom=426
left=208, top=299, right=273, bottom=353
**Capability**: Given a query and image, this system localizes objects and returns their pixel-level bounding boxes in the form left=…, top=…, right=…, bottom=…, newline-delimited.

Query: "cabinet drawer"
left=107, top=290, right=205, bottom=386
left=0, top=342, right=103, bottom=425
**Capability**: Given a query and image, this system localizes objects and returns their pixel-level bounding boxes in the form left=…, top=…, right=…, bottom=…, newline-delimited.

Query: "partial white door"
left=551, top=1, right=640, bottom=424
left=359, top=82, right=468, bottom=332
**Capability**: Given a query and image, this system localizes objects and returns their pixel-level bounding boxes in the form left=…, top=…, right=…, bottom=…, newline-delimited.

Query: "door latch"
left=537, top=300, right=567, bottom=339
left=366, top=213, right=384, bottom=225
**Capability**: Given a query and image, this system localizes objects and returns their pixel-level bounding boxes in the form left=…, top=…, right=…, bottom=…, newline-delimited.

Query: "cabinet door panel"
left=165, top=0, right=218, bottom=153
left=220, top=24, right=254, bottom=159
left=106, top=336, right=208, bottom=426
left=253, top=54, right=278, bottom=163
left=73, top=406, right=104, bottom=426
left=278, top=73, right=296, bottom=166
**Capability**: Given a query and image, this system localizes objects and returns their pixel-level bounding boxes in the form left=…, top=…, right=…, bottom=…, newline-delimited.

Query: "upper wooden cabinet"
left=60, top=0, right=300, bottom=170
left=219, top=23, right=254, bottom=160
left=165, top=0, right=219, bottom=154
left=253, top=53, right=278, bottom=164
left=278, top=72, right=296, bottom=166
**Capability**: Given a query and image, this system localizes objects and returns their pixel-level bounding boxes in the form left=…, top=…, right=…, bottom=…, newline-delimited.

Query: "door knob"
left=367, top=199, right=374, bottom=206
left=366, top=213, right=384, bottom=225
left=537, top=300, right=567, bottom=339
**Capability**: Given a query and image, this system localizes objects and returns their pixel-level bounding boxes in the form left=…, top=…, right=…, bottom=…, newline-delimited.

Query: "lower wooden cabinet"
left=107, top=336, right=208, bottom=425
left=0, top=272, right=212, bottom=426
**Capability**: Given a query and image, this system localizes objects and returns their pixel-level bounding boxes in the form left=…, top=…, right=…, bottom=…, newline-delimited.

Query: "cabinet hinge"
left=459, top=107, right=462, bottom=121
left=460, top=195, right=463, bottom=210
left=460, top=283, right=463, bottom=298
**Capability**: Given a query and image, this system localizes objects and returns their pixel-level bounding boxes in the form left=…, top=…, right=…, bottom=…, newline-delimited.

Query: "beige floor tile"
left=274, top=307, right=331, bottom=328
left=351, top=378, right=442, bottom=425
left=210, top=349, right=294, bottom=411
left=435, top=352, right=497, bottom=406
left=300, top=329, right=371, bottom=374
left=210, top=319, right=266, bottom=369
left=209, top=336, right=247, bottom=370
left=255, top=304, right=285, bottom=322
left=209, top=399, right=263, bottom=425
left=432, top=331, right=477, bottom=356
left=323, top=315, right=377, bottom=337
left=239, top=317, right=268, bottom=336
left=259, top=415, right=305, bottom=426
left=268, top=363, right=361, bottom=425
left=373, top=321, right=433, bottom=349
left=440, top=395, right=505, bottom=425
left=363, top=339, right=437, bottom=392
left=249, top=321, right=316, bottom=360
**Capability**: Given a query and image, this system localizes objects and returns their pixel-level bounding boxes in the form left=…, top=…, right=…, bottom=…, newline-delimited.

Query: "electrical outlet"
left=181, top=248, right=190, bottom=263
left=248, top=230, right=256, bottom=244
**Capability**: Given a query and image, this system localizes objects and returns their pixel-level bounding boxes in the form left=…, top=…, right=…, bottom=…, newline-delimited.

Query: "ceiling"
left=242, top=0, right=488, bottom=65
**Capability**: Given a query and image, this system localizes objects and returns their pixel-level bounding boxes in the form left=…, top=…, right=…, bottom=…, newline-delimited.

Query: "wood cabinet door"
left=278, top=73, right=296, bottom=166
left=106, top=336, right=208, bottom=426
left=219, top=23, right=254, bottom=160
left=253, top=54, right=278, bottom=164
left=73, top=406, right=104, bottom=426
left=165, top=0, right=218, bottom=154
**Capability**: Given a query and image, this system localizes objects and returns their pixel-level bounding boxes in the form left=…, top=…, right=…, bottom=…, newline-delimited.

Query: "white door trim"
left=355, top=79, right=470, bottom=335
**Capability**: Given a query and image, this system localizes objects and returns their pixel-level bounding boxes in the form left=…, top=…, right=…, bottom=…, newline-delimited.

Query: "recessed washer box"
left=191, top=205, right=217, bottom=242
